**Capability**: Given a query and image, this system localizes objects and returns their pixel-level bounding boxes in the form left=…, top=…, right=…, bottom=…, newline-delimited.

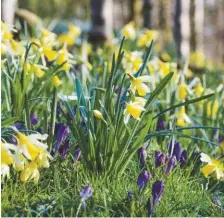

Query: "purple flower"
left=152, top=181, right=165, bottom=206
left=155, top=151, right=168, bottom=167
left=156, top=119, right=165, bottom=131
left=30, top=113, right=39, bottom=125
left=14, top=122, right=24, bottom=130
left=168, top=141, right=181, bottom=161
left=138, top=147, right=147, bottom=169
left=55, top=123, right=70, bottom=151
left=80, top=185, right=93, bottom=202
left=8, top=136, right=17, bottom=145
left=165, top=156, right=177, bottom=175
left=58, top=140, right=71, bottom=157
left=180, top=150, right=187, bottom=168
left=137, top=170, right=152, bottom=190
left=74, top=148, right=81, bottom=161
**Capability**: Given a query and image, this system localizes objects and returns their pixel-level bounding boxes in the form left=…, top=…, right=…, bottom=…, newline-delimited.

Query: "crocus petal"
left=80, top=185, right=93, bottom=201
left=152, top=180, right=165, bottom=206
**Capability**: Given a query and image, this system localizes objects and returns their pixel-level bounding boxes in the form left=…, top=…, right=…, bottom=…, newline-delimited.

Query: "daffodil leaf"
left=75, top=77, right=87, bottom=108
left=1, top=117, right=18, bottom=127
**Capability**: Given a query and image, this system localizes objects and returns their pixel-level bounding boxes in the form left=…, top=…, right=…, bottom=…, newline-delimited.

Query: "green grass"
left=2, top=155, right=223, bottom=217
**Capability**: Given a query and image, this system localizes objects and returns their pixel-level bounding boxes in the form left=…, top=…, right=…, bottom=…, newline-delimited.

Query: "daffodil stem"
left=25, top=94, right=31, bottom=130
left=48, top=87, right=57, bottom=152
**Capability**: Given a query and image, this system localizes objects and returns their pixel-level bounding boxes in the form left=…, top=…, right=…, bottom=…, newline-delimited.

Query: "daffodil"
left=161, top=52, right=171, bottom=62
left=122, top=22, right=136, bottom=40
left=122, top=51, right=142, bottom=74
left=189, top=51, right=206, bottom=69
left=200, top=153, right=224, bottom=180
left=10, top=39, right=24, bottom=55
left=40, top=28, right=56, bottom=47
left=130, top=75, right=151, bottom=96
left=176, top=106, right=191, bottom=127
left=20, top=160, right=40, bottom=183
left=56, top=46, right=71, bottom=70
left=16, top=132, right=48, bottom=161
left=52, top=75, right=62, bottom=87
left=124, top=101, right=145, bottom=124
left=33, top=64, right=45, bottom=78
left=177, top=81, right=188, bottom=101
left=193, top=82, right=204, bottom=96
left=57, top=24, right=81, bottom=46
left=1, top=21, right=13, bottom=41
left=134, top=97, right=147, bottom=107
left=207, top=100, right=219, bottom=119
left=137, top=29, right=157, bottom=47
left=93, top=110, right=104, bottom=120
left=42, top=47, right=57, bottom=61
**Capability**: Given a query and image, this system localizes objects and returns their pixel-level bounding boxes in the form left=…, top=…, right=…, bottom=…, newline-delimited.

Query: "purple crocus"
left=168, top=141, right=181, bottom=161
left=156, top=119, right=165, bottom=131
left=55, top=123, right=70, bottom=151
left=80, top=185, right=93, bottom=202
left=8, top=136, right=17, bottom=145
left=180, top=150, right=187, bottom=168
left=58, top=140, right=71, bottom=157
left=155, top=151, right=168, bottom=167
left=137, top=170, right=152, bottom=190
left=30, top=113, right=39, bottom=125
left=138, top=147, right=147, bottom=169
left=165, top=156, right=177, bottom=175
left=152, top=181, right=165, bottom=206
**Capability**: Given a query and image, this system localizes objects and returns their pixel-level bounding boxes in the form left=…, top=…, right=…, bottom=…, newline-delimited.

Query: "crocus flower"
left=30, top=113, right=39, bottom=125
left=155, top=151, right=168, bottom=167
left=156, top=119, right=165, bottom=131
left=80, top=185, right=93, bottom=202
left=137, top=170, right=152, bottom=190
left=138, top=147, right=147, bottom=169
left=58, top=140, right=71, bottom=158
left=180, top=150, right=187, bottom=168
left=152, top=181, right=165, bottom=206
left=165, top=156, right=177, bottom=175
left=55, top=123, right=70, bottom=151
left=168, top=141, right=181, bottom=161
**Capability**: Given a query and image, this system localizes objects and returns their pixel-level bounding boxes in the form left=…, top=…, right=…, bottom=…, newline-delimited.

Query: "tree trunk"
left=1, top=0, right=18, bottom=25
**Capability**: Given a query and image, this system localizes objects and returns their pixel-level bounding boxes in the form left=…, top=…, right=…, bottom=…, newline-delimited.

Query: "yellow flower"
left=200, top=153, right=224, bottom=180
left=17, top=132, right=48, bottom=161
left=207, top=100, right=219, bottom=119
left=56, top=46, right=71, bottom=70
left=1, top=43, right=6, bottom=55
left=189, top=51, right=206, bottom=69
left=134, top=97, right=147, bottom=107
left=194, top=82, right=204, bottom=96
left=93, top=110, right=104, bottom=120
left=147, top=63, right=155, bottom=74
left=122, top=51, right=142, bottom=74
left=176, top=106, right=191, bottom=127
left=158, top=61, right=169, bottom=77
left=161, top=52, right=171, bottom=62
left=20, top=160, right=40, bottom=183
left=137, top=30, right=158, bottom=47
left=52, top=75, right=62, bottom=87
left=33, top=64, right=45, bottom=78
left=40, top=28, right=56, bottom=47
left=57, top=24, right=81, bottom=46
left=177, top=81, right=188, bottom=100
left=1, top=21, right=13, bottom=41
left=130, top=75, right=151, bottom=96
left=122, top=22, right=136, bottom=40
left=124, top=101, right=145, bottom=124
left=10, top=39, right=24, bottom=55
left=185, top=69, right=194, bottom=79
left=42, top=47, right=57, bottom=61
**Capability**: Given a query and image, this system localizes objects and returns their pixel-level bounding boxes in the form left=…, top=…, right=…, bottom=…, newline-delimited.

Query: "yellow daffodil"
left=189, top=51, right=206, bottom=69
left=122, top=51, right=142, bottom=74
left=122, top=22, right=136, bottom=40
left=93, top=110, right=104, bottom=120
left=16, top=132, right=48, bottom=161
left=207, top=100, right=219, bottom=119
left=1, top=21, right=13, bottom=41
left=176, top=106, right=191, bottom=127
left=56, top=46, right=71, bottom=70
left=158, top=61, right=170, bottom=77
left=20, top=160, right=40, bottom=183
left=52, top=75, right=62, bottom=87
left=124, top=101, right=145, bottom=124
left=200, top=153, right=224, bottom=180
left=177, top=81, right=188, bottom=101
left=137, top=29, right=158, bottom=47
left=130, top=75, right=151, bottom=96
left=10, top=39, right=24, bottom=55
left=161, top=52, right=171, bottom=62
left=42, top=47, right=57, bottom=61
left=33, top=64, right=45, bottom=78
left=57, top=24, right=81, bottom=46
left=134, top=97, right=147, bottom=107
left=40, top=28, right=56, bottom=47
left=194, top=82, right=204, bottom=96
left=185, top=69, right=194, bottom=79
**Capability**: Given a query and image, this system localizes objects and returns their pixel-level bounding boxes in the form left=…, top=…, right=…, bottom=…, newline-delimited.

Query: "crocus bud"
left=58, top=140, right=71, bottom=157
left=165, top=156, right=177, bottom=175
left=30, top=113, right=39, bottom=125
left=155, top=151, right=168, bottom=167
left=137, top=170, right=152, bottom=190
left=80, top=185, right=93, bottom=202
left=180, top=150, right=187, bottom=168
left=168, top=141, right=181, bottom=161
left=138, top=147, right=147, bottom=169
left=156, top=119, right=165, bottom=131
left=152, top=181, right=165, bottom=206
left=93, top=110, right=104, bottom=120
left=55, top=123, right=70, bottom=151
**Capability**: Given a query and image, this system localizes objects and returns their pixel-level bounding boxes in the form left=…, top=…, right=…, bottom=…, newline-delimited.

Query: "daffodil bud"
left=93, top=110, right=104, bottom=120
